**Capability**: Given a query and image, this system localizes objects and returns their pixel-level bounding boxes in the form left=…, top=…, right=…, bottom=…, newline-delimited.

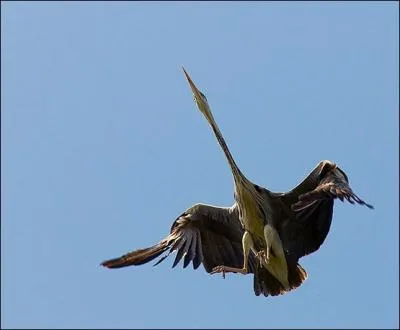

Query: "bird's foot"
left=210, top=265, right=248, bottom=279
left=255, top=249, right=270, bottom=266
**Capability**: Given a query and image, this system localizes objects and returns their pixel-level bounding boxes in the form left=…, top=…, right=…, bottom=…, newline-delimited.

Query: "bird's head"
left=182, top=67, right=213, bottom=121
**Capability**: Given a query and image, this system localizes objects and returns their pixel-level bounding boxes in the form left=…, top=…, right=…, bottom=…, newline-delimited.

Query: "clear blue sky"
left=2, top=2, right=398, bottom=329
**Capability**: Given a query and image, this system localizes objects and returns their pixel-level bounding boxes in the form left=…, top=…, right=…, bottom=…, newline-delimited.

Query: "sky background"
left=1, top=2, right=399, bottom=329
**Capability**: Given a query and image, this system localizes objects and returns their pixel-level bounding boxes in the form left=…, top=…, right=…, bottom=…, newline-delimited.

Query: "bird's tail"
left=288, top=263, right=308, bottom=290
left=254, top=262, right=308, bottom=297
left=101, top=239, right=170, bottom=269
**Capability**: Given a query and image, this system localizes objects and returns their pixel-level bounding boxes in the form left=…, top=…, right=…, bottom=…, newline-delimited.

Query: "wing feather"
left=101, top=203, right=245, bottom=273
left=292, top=168, right=374, bottom=211
left=114, top=204, right=244, bottom=272
left=279, top=161, right=373, bottom=264
left=183, top=232, right=197, bottom=268
left=192, top=230, right=203, bottom=269
left=174, top=234, right=195, bottom=268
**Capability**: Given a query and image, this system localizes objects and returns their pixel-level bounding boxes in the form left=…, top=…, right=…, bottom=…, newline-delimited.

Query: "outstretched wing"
left=101, top=203, right=257, bottom=273
left=292, top=166, right=374, bottom=212
left=101, top=203, right=306, bottom=297
left=279, top=160, right=373, bottom=262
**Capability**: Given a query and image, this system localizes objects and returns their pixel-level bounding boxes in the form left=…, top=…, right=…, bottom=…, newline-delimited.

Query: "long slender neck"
left=202, top=107, right=270, bottom=224
left=203, top=111, right=248, bottom=186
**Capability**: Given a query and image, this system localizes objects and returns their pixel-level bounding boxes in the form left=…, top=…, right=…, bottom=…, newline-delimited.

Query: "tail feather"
left=288, top=263, right=308, bottom=289
left=101, top=240, right=169, bottom=269
left=254, top=262, right=308, bottom=297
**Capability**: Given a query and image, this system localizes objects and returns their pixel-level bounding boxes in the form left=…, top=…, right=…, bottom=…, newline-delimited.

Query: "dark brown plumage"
left=101, top=160, right=373, bottom=297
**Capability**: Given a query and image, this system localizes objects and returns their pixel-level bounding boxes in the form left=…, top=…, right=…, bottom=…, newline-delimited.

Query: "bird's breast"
left=237, top=202, right=265, bottom=240
left=235, top=183, right=269, bottom=241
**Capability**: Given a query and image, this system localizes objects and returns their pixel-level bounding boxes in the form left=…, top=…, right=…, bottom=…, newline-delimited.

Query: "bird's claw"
left=211, top=265, right=248, bottom=278
left=255, top=249, right=269, bottom=266
left=211, top=265, right=226, bottom=279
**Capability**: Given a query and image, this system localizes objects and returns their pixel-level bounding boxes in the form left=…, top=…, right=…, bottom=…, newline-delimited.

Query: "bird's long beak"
left=182, top=67, right=203, bottom=101
left=181, top=66, right=246, bottom=184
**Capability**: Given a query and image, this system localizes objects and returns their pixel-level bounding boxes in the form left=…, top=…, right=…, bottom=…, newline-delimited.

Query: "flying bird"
left=101, top=67, right=373, bottom=297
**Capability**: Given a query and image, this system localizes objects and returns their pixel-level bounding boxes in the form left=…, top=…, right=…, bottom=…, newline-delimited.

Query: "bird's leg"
left=254, top=225, right=277, bottom=266
left=261, top=224, right=290, bottom=289
left=262, top=224, right=279, bottom=263
left=211, top=231, right=254, bottom=278
left=256, top=224, right=283, bottom=265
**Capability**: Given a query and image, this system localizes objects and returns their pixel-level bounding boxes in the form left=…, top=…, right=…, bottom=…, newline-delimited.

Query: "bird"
left=101, top=67, right=373, bottom=297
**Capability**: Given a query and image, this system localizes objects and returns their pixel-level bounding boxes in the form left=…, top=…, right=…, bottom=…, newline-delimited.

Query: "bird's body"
left=101, top=68, right=373, bottom=297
